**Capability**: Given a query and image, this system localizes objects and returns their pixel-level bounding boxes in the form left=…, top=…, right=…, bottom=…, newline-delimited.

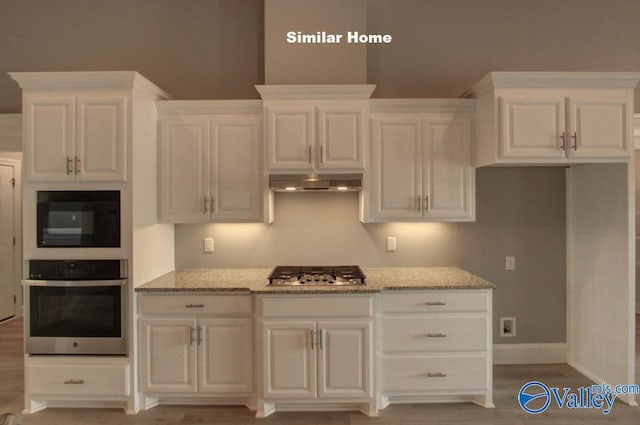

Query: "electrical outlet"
left=500, top=317, right=516, bottom=337
left=505, top=256, right=516, bottom=271
left=386, top=236, right=397, bottom=252
left=204, top=237, right=214, bottom=253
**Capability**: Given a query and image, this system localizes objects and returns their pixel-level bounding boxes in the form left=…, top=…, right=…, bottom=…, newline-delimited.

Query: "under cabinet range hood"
left=269, top=173, right=363, bottom=192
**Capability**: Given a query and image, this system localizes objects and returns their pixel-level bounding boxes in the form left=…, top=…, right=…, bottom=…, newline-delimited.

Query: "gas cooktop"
left=267, top=266, right=366, bottom=286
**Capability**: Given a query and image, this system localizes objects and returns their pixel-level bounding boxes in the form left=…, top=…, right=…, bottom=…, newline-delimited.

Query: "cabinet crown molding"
left=465, top=72, right=640, bottom=98
left=157, top=100, right=262, bottom=116
left=9, top=71, right=171, bottom=100
left=255, top=84, right=376, bottom=100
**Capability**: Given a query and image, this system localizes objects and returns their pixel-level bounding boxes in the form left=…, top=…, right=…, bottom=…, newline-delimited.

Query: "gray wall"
left=176, top=167, right=567, bottom=344
left=1, top=1, right=637, bottom=343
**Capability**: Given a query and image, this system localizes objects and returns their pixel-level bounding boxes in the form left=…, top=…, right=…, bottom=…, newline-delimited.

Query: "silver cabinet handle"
left=308, top=146, right=312, bottom=164
left=417, top=196, right=422, bottom=212
left=426, top=333, right=447, bottom=338
left=203, top=197, right=209, bottom=214
left=74, top=156, right=80, bottom=175
left=198, top=325, right=203, bottom=346
left=426, top=372, right=447, bottom=378
left=66, top=156, right=73, bottom=175
left=571, top=132, right=578, bottom=150
left=318, top=328, right=324, bottom=350
left=425, top=301, right=446, bottom=306
left=189, top=327, right=196, bottom=346
left=560, top=132, right=567, bottom=150
left=64, top=379, right=84, bottom=385
left=210, top=197, right=216, bottom=213
left=320, top=145, right=324, bottom=164
left=186, top=303, right=204, bottom=308
left=310, top=329, right=315, bottom=350
left=423, top=196, right=429, bottom=212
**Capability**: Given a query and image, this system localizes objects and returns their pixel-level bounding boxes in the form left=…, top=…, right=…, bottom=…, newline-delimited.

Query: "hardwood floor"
left=1, top=316, right=639, bottom=425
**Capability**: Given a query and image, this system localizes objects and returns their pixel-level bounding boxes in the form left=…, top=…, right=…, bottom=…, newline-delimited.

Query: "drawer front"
left=382, top=315, right=488, bottom=352
left=383, top=355, right=488, bottom=392
left=381, top=291, right=488, bottom=313
left=259, top=295, right=373, bottom=318
left=27, top=363, right=130, bottom=397
left=139, top=294, right=252, bottom=316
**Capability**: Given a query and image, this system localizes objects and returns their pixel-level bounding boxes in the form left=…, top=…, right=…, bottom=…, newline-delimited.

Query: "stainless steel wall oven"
left=24, top=260, right=127, bottom=355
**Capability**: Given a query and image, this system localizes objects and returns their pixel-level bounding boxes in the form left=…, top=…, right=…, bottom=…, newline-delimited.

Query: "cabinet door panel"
left=317, top=320, right=371, bottom=398
left=262, top=320, right=316, bottom=399
left=159, top=118, right=211, bottom=221
left=318, top=104, right=364, bottom=170
left=423, top=117, right=474, bottom=219
left=265, top=105, right=314, bottom=170
left=499, top=95, right=566, bottom=159
left=24, top=96, right=75, bottom=181
left=198, top=318, right=253, bottom=394
left=371, top=116, right=422, bottom=218
left=568, top=93, right=629, bottom=158
left=140, top=318, right=197, bottom=393
left=211, top=115, right=262, bottom=220
left=76, top=96, right=127, bottom=181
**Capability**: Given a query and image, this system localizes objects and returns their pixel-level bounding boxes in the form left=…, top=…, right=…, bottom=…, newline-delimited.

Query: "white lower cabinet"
left=137, top=294, right=254, bottom=409
left=380, top=290, right=493, bottom=408
left=256, top=295, right=376, bottom=417
left=24, top=356, right=132, bottom=414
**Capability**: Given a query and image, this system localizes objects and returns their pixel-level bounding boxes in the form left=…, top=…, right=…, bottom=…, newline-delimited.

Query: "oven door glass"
left=29, top=284, right=122, bottom=338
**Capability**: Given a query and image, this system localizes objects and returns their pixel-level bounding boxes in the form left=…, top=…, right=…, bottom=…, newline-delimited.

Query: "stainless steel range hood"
left=269, top=173, right=363, bottom=192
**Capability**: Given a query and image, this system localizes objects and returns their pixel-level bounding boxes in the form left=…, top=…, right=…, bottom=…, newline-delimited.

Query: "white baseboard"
left=493, top=343, right=567, bottom=365
left=568, top=361, right=638, bottom=406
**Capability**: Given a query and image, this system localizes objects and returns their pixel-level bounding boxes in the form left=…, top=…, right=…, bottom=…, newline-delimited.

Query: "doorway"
left=0, top=163, right=16, bottom=321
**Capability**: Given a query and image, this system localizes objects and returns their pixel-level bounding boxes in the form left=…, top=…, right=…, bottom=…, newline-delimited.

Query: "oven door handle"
left=22, top=279, right=127, bottom=287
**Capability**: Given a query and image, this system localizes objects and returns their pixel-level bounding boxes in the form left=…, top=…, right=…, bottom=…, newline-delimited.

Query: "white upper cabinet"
left=158, top=101, right=264, bottom=223
left=367, top=100, right=475, bottom=222
left=469, top=72, right=640, bottom=166
left=11, top=72, right=170, bottom=183
left=256, top=85, right=375, bottom=172
left=23, top=94, right=127, bottom=182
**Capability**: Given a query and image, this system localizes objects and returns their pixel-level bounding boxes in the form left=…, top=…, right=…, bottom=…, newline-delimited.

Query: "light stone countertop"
left=135, top=267, right=495, bottom=293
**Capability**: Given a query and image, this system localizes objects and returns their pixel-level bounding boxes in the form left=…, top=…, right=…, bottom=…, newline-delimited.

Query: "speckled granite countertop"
left=135, top=267, right=494, bottom=293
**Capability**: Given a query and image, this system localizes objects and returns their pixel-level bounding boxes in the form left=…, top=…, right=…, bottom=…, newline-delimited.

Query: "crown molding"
left=157, top=100, right=262, bottom=116
left=255, top=84, right=376, bottom=100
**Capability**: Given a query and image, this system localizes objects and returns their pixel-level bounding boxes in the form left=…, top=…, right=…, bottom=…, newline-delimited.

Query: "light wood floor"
left=1, top=316, right=639, bottom=424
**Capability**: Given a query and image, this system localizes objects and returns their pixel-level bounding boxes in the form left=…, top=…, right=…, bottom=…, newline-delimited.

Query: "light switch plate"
left=386, top=236, right=397, bottom=252
left=204, top=237, right=214, bottom=253
left=505, top=256, right=515, bottom=271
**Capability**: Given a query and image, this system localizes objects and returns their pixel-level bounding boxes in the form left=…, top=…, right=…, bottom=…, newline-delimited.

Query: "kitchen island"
left=136, top=267, right=494, bottom=417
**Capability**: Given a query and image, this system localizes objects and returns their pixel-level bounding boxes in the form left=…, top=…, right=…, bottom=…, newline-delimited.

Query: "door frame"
left=0, top=157, right=22, bottom=318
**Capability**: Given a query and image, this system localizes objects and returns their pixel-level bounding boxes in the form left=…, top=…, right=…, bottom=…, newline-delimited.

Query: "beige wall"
left=176, top=167, right=567, bottom=344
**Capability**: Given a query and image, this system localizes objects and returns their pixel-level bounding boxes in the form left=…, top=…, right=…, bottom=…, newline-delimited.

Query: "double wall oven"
left=25, top=190, right=127, bottom=355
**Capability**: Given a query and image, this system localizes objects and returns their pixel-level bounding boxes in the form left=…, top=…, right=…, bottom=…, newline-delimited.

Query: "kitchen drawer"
left=27, top=362, right=130, bottom=397
left=382, top=315, right=488, bottom=352
left=139, top=294, right=252, bottom=316
left=383, top=354, right=488, bottom=392
left=258, top=295, right=373, bottom=318
left=381, top=291, right=488, bottom=314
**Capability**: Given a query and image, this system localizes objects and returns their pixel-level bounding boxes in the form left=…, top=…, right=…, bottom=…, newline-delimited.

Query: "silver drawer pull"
left=426, top=372, right=446, bottom=378
left=64, top=379, right=84, bottom=385
left=185, top=304, right=205, bottom=308
left=425, top=301, right=446, bottom=306
left=426, top=333, right=447, bottom=338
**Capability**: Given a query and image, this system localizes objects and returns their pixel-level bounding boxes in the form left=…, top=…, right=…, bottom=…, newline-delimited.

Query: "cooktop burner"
left=268, top=266, right=366, bottom=286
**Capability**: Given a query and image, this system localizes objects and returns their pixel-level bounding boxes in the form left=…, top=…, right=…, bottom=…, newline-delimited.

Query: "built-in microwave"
left=36, top=190, right=121, bottom=248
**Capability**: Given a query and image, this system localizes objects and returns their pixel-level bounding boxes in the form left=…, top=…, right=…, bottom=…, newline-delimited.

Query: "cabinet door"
left=210, top=115, right=262, bottom=221
left=158, top=118, right=211, bottom=222
left=567, top=91, right=630, bottom=159
left=317, top=320, right=372, bottom=399
left=139, top=318, right=197, bottom=393
left=423, top=117, right=474, bottom=220
left=76, top=96, right=127, bottom=181
left=499, top=93, right=566, bottom=159
left=317, top=103, right=365, bottom=170
left=264, top=104, right=314, bottom=170
left=198, top=318, right=253, bottom=394
left=370, top=116, right=422, bottom=219
left=262, top=320, right=317, bottom=399
left=23, top=95, right=75, bottom=181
